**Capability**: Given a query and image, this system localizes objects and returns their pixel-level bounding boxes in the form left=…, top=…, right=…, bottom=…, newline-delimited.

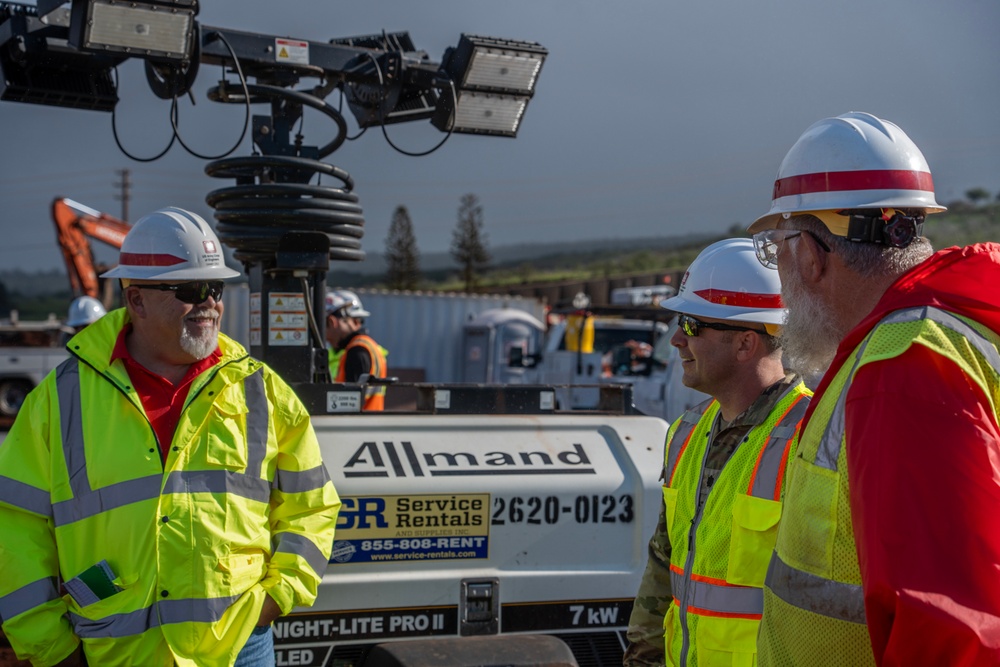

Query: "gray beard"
left=180, top=311, right=220, bottom=360
left=780, top=279, right=846, bottom=388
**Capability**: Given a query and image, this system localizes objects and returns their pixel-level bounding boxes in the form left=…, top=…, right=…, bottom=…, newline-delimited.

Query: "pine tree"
left=384, top=205, right=421, bottom=290
left=450, top=193, right=491, bottom=292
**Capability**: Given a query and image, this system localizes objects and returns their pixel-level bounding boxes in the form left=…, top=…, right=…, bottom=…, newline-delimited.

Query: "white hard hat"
left=325, top=289, right=370, bottom=318
left=66, top=296, right=107, bottom=327
left=101, top=207, right=240, bottom=280
left=661, top=238, right=785, bottom=326
left=749, top=112, right=945, bottom=234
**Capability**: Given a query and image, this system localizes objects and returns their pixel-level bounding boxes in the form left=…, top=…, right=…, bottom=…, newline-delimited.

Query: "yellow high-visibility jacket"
left=0, top=308, right=341, bottom=667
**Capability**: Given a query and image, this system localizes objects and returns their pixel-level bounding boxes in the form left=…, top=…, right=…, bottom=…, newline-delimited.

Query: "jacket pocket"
left=217, top=551, right=266, bottom=593
left=63, top=560, right=124, bottom=607
left=204, top=391, right=250, bottom=470
left=726, top=493, right=782, bottom=587
left=695, top=614, right=758, bottom=667
left=663, top=602, right=679, bottom=663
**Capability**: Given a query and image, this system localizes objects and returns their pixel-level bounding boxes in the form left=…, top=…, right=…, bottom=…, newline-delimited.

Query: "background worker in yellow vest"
left=324, top=289, right=388, bottom=411
left=749, top=112, right=1000, bottom=666
left=625, top=238, right=811, bottom=666
left=0, top=208, right=340, bottom=667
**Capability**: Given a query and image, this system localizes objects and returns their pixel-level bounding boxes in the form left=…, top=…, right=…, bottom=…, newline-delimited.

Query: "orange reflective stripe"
left=665, top=402, right=712, bottom=485
left=687, top=605, right=762, bottom=621
left=747, top=392, right=810, bottom=500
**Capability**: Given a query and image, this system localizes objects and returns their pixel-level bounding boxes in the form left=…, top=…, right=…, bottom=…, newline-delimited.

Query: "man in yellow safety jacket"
left=0, top=207, right=340, bottom=667
left=749, top=112, right=1000, bottom=665
left=624, top=238, right=810, bottom=666
left=325, top=289, right=388, bottom=411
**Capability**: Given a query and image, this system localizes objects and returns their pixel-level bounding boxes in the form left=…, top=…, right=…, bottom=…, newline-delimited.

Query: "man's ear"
left=799, top=232, right=830, bottom=284
left=123, top=286, right=146, bottom=319
left=735, top=330, right=760, bottom=362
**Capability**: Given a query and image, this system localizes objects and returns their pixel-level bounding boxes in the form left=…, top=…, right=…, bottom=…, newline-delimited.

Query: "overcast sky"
left=1, top=0, right=998, bottom=274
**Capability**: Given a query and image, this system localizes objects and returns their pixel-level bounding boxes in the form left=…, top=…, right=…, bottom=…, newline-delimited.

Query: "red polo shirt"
left=111, top=324, right=221, bottom=463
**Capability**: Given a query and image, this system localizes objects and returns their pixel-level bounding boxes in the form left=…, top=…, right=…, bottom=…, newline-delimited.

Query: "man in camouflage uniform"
left=625, top=239, right=810, bottom=666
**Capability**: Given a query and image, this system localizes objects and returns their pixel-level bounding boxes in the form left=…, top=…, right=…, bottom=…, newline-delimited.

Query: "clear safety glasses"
left=752, top=229, right=830, bottom=269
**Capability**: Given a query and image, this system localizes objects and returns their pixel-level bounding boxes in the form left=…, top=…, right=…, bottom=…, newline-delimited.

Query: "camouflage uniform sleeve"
left=624, top=499, right=672, bottom=667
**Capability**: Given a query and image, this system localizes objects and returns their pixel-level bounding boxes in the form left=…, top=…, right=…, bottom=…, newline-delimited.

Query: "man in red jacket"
left=749, top=112, right=1000, bottom=666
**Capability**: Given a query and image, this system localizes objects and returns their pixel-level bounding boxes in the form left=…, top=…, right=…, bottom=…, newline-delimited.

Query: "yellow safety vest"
left=758, top=306, right=1000, bottom=666
left=663, top=381, right=811, bottom=666
left=0, top=308, right=340, bottom=667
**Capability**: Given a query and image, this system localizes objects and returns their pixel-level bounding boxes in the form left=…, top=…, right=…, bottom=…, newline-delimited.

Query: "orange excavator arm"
left=51, top=197, right=131, bottom=303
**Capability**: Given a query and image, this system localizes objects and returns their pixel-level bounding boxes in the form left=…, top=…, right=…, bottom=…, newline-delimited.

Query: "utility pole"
left=113, top=168, right=131, bottom=222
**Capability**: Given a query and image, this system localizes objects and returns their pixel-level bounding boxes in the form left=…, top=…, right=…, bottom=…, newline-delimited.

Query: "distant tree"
left=966, top=187, right=991, bottom=205
left=384, top=205, right=421, bottom=290
left=450, top=193, right=491, bottom=292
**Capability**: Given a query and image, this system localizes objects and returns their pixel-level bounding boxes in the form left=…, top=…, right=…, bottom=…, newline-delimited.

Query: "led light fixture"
left=449, top=35, right=546, bottom=95
left=69, top=0, right=196, bottom=62
left=432, top=34, right=547, bottom=137
left=0, top=11, right=122, bottom=111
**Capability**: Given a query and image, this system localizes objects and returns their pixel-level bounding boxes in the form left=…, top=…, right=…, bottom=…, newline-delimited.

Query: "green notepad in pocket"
left=64, top=560, right=122, bottom=607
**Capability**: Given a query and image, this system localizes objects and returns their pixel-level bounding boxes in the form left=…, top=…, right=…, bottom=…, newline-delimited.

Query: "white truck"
left=521, top=308, right=707, bottom=424
left=274, top=387, right=668, bottom=666
left=0, top=315, right=71, bottom=419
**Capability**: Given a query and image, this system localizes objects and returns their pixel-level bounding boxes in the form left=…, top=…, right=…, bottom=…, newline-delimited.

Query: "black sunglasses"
left=678, top=314, right=765, bottom=337
left=134, top=281, right=225, bottom=304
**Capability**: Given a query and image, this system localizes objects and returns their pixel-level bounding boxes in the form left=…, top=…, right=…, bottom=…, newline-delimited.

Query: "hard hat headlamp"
left=845, top=208, right=924, bottom=248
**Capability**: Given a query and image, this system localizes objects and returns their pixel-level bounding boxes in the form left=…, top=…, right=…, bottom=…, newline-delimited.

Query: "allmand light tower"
left=0, top=0, right=546, bottom=411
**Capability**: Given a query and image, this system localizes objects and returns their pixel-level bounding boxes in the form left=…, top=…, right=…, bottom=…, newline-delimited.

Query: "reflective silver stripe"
left=766, top=551, right=866, bottom=624
left=157, top=594, right=241, bottom=625
left=0, top=475, right=52, bottom=518
left=69, top=604, right=158, bottom=638
left=815, top=306, right=1000, bottom=471
left=749, top=391, right=810, bottom=499
left=665, top=401, right=713, bottom=484
left=163, top=470, right=271, bottom=504
left=814, top=338, right=872, bottom=471
left=52, top=475, right=162, bottom=526
left=54, top=358, right=160, bottom=526
left=69, top=594, right=241, bottom=638
left=903, top=306, right=1000, bottom=371
left=670, top=569, right=763, bottom=616
left=0, top=577, right=59, bottom=621
left=670, top=569, right=687, bottom=607
left=56, top=359, right=89, bottom=497
left=243, top=370, right=268, bottom=479
left=274, top=532, right=330, bottom=575
left=276, top=465, right=332, bottom=494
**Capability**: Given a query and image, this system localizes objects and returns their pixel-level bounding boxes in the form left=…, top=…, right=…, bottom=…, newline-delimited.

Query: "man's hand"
left=53, top=644, right=83, bottom=667
left=256, top=594, right=282, bottom=627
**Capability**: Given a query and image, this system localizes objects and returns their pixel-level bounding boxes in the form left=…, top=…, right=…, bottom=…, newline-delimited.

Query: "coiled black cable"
left=203, top=83, right=365, bottom=264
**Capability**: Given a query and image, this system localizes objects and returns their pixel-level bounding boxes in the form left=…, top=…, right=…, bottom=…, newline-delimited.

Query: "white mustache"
left=186, top=309, right=219, bottom=322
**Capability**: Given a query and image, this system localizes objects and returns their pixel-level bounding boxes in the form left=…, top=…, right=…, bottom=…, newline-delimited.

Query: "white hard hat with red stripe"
left=661, top=238, right=785, bottom=326
left=101, top=207, right=240, bottom=280
left=748, top=111, right=945, bottom=235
